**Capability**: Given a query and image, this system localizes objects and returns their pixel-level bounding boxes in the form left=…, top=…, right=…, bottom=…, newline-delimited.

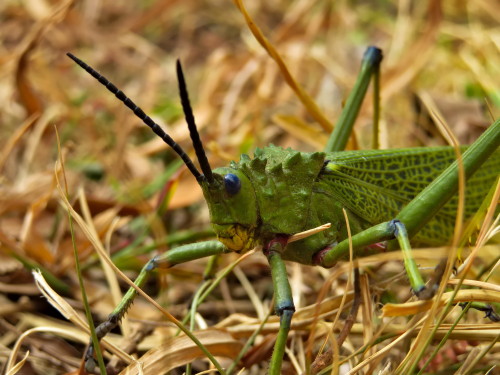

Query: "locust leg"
left=318, top=119, right=500, bottom=295
left=459, top=302, right=500, bottom=322
left=264, top=237, right=295, bottom=375
left=85, top=240, right=228, bottom=372
left=390, top=220, right=427, bottom=296
left=325, top=46, right=383, bottom=153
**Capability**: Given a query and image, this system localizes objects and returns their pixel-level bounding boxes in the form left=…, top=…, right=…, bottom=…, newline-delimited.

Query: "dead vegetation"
left=0, top=0, right=499, bottom=374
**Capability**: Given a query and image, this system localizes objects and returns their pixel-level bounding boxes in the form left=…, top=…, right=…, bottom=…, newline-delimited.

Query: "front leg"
left=264, top=237, right=295, bottom=375
left=85, top=240, right=228, bottom=373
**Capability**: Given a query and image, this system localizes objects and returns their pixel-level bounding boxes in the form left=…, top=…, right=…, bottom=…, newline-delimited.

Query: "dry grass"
left=1, top=0, right=499, bottom=374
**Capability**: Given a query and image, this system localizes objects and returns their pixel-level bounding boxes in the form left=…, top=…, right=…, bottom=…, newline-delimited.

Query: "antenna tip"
left=66, top=53, right=81, bottom=65
left=176, top=59, right=184, bottom=77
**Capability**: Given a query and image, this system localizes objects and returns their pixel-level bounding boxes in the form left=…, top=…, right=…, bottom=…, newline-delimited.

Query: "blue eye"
left=224, top=173, right=241, bottom=195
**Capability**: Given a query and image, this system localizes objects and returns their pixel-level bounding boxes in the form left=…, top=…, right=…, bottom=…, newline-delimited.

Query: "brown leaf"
left=118, top=329, right=243, bottom=374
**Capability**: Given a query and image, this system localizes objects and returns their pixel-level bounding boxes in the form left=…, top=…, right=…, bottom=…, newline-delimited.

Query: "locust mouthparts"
left=212, top=224, right=257, bottom=252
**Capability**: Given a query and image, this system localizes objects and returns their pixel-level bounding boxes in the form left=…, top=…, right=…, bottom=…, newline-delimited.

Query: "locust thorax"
left=201, top=167, right=259, bottom=253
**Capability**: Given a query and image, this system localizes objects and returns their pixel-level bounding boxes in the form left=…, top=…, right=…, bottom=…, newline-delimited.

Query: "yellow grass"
left=1, top=1, right=499, bottom=374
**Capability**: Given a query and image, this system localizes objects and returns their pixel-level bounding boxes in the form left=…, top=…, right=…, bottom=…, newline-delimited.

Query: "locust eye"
left=224, top=173, right=241, bottom=195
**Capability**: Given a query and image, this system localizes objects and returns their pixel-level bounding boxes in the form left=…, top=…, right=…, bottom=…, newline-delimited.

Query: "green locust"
left=67, top=47, right=500, bottom=374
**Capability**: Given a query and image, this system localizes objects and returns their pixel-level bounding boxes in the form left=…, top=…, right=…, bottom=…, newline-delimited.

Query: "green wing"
left=320, top=146, right=499, bottom=245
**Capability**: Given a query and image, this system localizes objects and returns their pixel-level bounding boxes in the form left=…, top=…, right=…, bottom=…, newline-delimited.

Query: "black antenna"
left=176, top=60, right=214, bottom=183
left=66, top=53, right=204, bottom=182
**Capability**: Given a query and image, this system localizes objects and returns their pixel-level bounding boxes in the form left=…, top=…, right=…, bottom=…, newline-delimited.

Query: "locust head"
left=200, top=167, right=259, bottom=253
